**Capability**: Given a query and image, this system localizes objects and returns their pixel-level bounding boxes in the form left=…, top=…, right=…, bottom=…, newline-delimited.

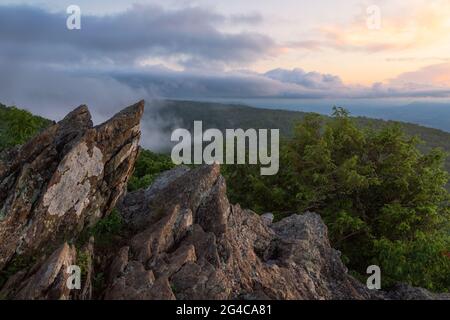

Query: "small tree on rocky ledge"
left=224, top=107, right=450, bottom=291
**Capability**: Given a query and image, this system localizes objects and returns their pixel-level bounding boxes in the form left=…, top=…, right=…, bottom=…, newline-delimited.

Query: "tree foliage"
left=127, top=149, right=175, bottom=192
left=0, top=104, right=52, bottom=151
left=223, top=107, right=450, bottom=291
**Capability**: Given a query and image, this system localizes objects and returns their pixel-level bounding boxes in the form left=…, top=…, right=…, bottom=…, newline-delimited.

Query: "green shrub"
left=77, top=208, right=124, bottom=248
left=374, top=232, right=450, bottom=291
left=76, top=249, right=92, bottom=279
left=0, top=104, right=52, bottom=151
left=128, top=149, right=175, bottom=191
left=224, top=107, right=450, bottom=291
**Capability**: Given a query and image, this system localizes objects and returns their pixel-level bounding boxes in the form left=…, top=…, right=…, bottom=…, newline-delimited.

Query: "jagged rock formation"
left=109, top=164, right=449, bottom=300
left=0, top=101, right=143, bottom=289
left=0, top=101, right=448, bottom=300
left=0, top=240, right=95, bottom=300
left=109, top=164, right=372, bottom=299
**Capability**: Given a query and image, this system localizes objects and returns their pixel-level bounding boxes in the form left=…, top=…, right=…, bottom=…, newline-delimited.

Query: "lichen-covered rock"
left=0, top=101, right=144, bottom=272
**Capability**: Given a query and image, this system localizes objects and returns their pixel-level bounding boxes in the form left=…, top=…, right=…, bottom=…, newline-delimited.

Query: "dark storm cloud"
left=108, top=66, right=450, bottom=100
left=109, top=66, right=337, bottom=99
left=264, top=68, right=344, bottom=90
left=0, top=4, right=275, bottom=66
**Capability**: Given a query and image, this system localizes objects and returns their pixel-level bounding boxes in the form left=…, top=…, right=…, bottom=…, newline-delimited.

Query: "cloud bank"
left=1, top=3, right=450, bottom=129
left=0, top=4, right=274, bottom=69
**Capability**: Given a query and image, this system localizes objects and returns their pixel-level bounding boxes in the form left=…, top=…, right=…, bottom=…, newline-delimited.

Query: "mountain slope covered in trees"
left=146, top=100, right=450, bottom=174
left=0, top=103, right=52, bottom=151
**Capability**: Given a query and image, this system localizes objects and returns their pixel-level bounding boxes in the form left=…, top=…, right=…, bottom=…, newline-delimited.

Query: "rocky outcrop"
left=0, top=239, right=95, bottom=300
left=106, top=164, right=372, bottom=299
left=107, top=164, right=450, bottom=300
left=384, top=284, right=450, bottom=300
left=0, top=101, right=143, bottom=273
left=0, top=102, right=448, bottom=300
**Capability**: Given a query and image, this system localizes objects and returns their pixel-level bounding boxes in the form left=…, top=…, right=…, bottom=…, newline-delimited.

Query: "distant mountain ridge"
left=144, top=99, right=450, bottom=174
left=164, top=99, right=450, bottom=133
left=2, top=99, right=449, bottom=179
left=358, top=101, right=450, bottom=132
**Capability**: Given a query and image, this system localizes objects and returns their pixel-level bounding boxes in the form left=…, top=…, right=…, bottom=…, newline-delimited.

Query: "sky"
left=1, top=0, right=450, bottom=122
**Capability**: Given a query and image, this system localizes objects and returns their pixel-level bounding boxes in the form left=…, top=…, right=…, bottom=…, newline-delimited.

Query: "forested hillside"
left=0, top=103, right=52, bottom=151
left=147, top=100, right=450, bottom=174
